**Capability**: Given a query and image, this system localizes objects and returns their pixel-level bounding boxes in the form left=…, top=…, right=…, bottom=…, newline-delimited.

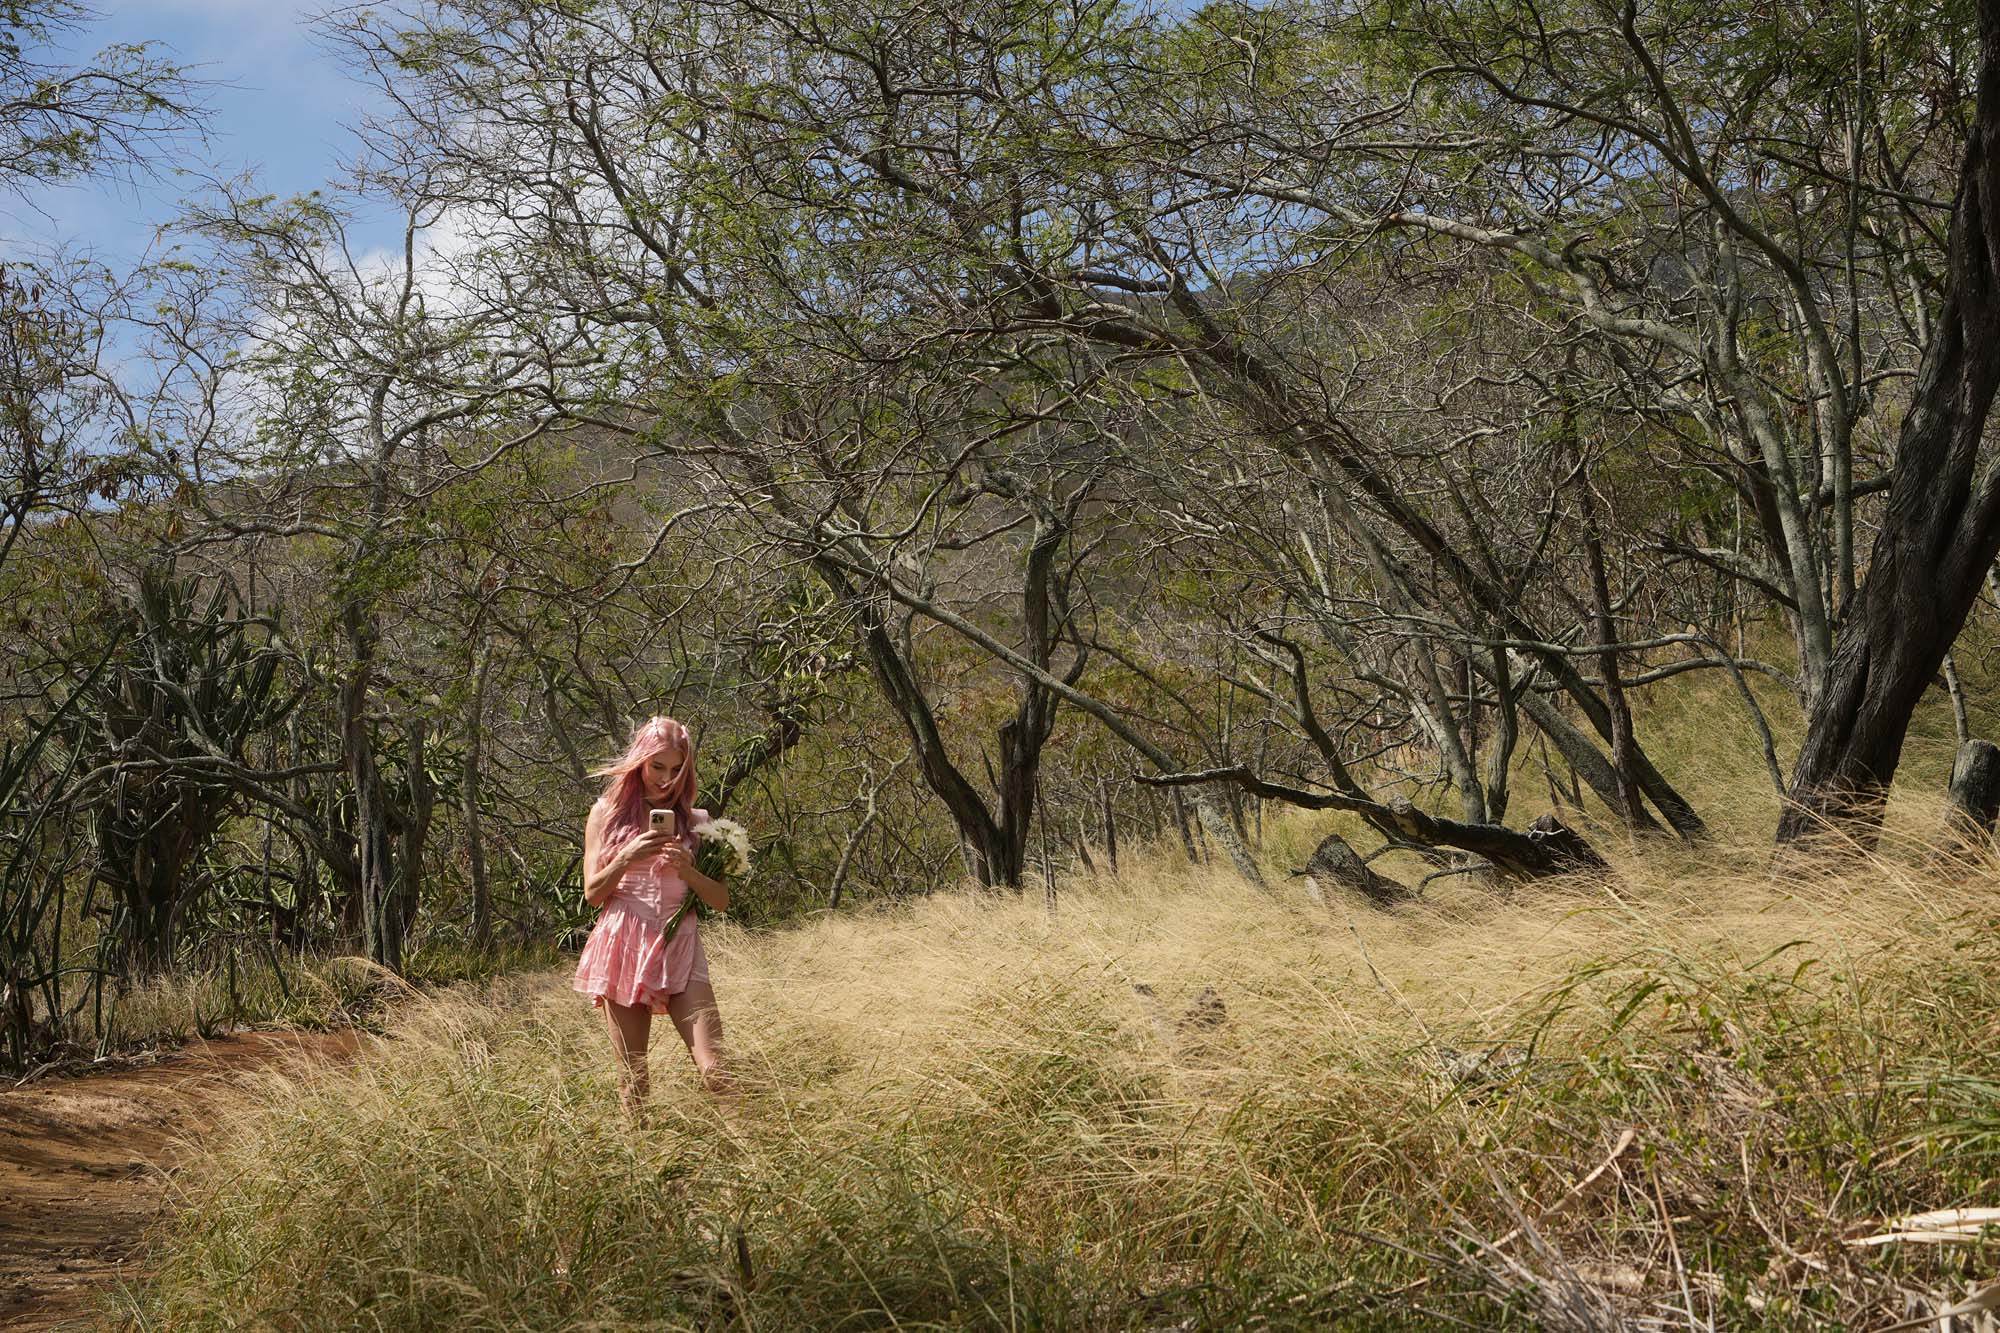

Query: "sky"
left=5, top=1, right=390, bottom=265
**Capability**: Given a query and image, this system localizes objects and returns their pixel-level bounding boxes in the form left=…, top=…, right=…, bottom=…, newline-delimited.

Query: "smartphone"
left=649, top=808, right=676, bottom=836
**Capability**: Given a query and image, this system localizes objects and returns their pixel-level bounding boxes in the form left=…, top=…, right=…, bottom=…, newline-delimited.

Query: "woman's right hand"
left=618, top=828, right=673, bottom=869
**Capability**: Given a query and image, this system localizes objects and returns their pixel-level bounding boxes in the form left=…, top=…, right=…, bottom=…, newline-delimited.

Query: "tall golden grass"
left=120, top=782, right=2000, bottom=1330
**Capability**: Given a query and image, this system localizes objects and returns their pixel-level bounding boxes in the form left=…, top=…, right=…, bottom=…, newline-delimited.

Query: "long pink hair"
left=591, top=716, right=698, bottom=870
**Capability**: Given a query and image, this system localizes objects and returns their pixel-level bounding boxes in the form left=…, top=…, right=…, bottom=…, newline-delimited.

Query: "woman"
left=573, top=716, right=731, bottom=1112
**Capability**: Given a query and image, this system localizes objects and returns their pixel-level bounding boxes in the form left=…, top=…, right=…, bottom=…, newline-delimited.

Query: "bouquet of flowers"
left=662, top=817, right=752, bottom=943
left=693, top=816, right=753, bottom=881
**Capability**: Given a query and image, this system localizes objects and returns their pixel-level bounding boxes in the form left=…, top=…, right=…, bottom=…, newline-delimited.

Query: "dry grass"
left=14, top=942, right=564, bottom=1080
left=118, top=805, right=2000, bottom=1330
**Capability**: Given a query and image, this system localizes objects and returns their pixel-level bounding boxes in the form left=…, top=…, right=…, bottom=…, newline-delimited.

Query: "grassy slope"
left=122, top=671, right=2000, bottom=1330
left=125, top=859, right=2000, bottom=1327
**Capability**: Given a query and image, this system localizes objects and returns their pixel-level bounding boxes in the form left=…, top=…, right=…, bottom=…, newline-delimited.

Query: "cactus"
left=56, top=565, right=301, bottom=976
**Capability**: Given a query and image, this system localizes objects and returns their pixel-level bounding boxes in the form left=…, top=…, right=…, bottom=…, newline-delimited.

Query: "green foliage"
left=0, top=1, right=199, bottom=187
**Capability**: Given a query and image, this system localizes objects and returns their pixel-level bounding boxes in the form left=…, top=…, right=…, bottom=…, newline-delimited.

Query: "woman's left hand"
left=659, top=842, right=696, bottom=875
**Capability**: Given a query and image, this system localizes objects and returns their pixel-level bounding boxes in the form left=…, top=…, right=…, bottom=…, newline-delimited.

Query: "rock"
left=1431, top=1044, right=1532, bottom=1091
left=1132, top=983, right=1231, bottom=1064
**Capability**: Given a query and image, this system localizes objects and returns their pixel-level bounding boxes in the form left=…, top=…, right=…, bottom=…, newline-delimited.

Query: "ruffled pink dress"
left=572, top=806, right=711, bottom=1013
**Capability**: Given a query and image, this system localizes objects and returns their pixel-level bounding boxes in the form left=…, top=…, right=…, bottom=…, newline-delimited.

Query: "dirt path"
left=0, top=1028, right=365, bottom=1330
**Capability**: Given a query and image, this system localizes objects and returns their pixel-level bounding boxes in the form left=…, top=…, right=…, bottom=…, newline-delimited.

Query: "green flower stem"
left=662, top=865, right=730, bottom=944
left=659, top=888, right=705, bottom=944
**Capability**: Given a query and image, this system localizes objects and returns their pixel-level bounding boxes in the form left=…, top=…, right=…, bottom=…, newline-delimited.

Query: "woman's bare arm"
left=582, top=806, right=671, bottom=906
left=659, top=840, right=729, bottom=912
left=685, top=864, right=730, bottom=913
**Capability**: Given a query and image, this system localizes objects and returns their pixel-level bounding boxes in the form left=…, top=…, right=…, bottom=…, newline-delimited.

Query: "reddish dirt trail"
left=0, top=1029, right=364, bottom=1330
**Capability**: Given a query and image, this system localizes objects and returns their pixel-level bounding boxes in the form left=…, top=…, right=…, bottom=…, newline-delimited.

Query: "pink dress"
left=572, top=806, right=711, bottom=1013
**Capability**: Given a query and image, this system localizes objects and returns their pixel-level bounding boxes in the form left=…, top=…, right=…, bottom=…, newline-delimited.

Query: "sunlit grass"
left=121, top=802, right=2000, bottom=1329
left=17, top=940, right=567, bottom=1076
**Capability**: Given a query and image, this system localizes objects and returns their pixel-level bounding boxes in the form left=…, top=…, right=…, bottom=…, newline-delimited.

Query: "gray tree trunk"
left=464, top=641, right=493, bottom=950
left=1100, top=779, right=1118, bottom=874
left=1947, top=739, right=2000, bottom=849
left=339, top=621, right=396, bottom=971
left=1297, top=832, right=1411, bottom=907
left=393, top=710, right=433, bottom=955
left=1193, top=791, right=1266, bottom=888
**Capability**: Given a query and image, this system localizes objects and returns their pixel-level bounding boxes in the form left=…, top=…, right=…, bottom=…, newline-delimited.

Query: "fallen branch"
left=1140, top=765, right=1608, bottom=880
left=1848, top=1207, right=2000, bottom=1248
left=1491, top=1128, right=1639, bottom=1252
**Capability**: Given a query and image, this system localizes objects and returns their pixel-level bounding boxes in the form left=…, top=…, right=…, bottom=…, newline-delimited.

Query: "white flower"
left=694, top=816, right=753, bottom=878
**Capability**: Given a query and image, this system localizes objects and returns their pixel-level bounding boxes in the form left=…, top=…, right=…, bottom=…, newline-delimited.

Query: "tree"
left=330, top=0, right=1126, bottom=887
left=1162, top=0, right=1999, bottom=841
left=628, top=0, right=1706, bottom=856
left=1778, top=0, right=2000, bottom=839
left=0, top=1, right=199, bottom=188
left=175, top=180, right=581, bottom=968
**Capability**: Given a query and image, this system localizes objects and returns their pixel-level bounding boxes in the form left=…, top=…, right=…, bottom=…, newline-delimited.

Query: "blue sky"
left=6, top=1, right=388, bottom=264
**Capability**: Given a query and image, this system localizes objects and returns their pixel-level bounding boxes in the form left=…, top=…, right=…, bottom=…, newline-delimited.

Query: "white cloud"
left=349, top=202, right=484, bottom=310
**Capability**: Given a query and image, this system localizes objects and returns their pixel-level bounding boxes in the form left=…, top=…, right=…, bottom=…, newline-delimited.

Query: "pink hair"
left=591, top=716, right=698, bottom=869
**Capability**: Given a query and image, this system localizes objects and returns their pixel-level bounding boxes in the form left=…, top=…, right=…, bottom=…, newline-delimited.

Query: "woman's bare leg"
left=602, top=999, right=653, bottom=1118
left=666, top=978, right=730, bottom=1093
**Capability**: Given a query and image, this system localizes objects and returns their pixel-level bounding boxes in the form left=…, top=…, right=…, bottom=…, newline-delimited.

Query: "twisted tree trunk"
left=1779, top=0, right=2000, bottom=843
